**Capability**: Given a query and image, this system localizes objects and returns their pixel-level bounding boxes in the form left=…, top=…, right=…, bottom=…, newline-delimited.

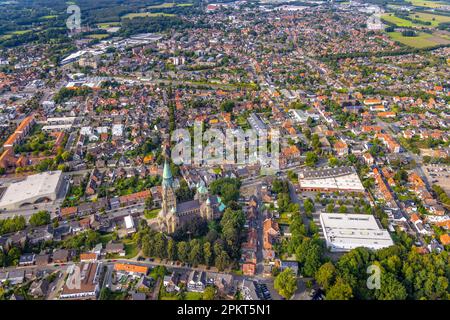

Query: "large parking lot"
left=424, top=165, right=450, bottom=193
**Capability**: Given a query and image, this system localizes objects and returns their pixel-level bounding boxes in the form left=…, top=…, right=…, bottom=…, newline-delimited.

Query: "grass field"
left=387, top=31, right=440, bottom=48
left=408, top=12, right=450, bottom=26
left=100, top=233, right=113, bottom=245
left=406, top=0, right=447, bottom=8
left=123, top=239, right=139, bottom=259
left=86, top=33, right=110, bottom=39
left=97, top=22, right=121, bottom=29
left=185, top=292, right=203, bottom=300
left=382, top=14, right=416, bottom=27
left=148, top=2, right=193, bottom=8
left=10, top=30, right=32, bottom=35
left=121, top=12, right=176, bottom=19
left=40, top=15, right=57, bottom=20
left=144, top=208, right=160, bottom=219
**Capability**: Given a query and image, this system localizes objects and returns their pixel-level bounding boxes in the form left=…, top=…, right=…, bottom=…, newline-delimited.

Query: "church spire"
left=162, top=158, right=173, bottom=188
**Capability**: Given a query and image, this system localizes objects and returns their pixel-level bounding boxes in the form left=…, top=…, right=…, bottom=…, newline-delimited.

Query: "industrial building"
left=0, top=171, right=63, bottom=210
left=320, top=212, right=394, bottom=252
left=298, top=166, right=365, bottom=193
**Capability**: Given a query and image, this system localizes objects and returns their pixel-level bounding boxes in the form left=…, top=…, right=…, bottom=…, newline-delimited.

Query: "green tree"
left=203, top=242, right=212, bottom=266
left=29, top=211, right=51, bottom=227
left=144, top=195, right=154, bottom=209
left=305, top=152, right=318, bottom=167
left=215, top=251, right=230, bottom=271
left=375, top=272, right=407, bottom=300
left=303, top=198, right=315, bottom=216
left=296, top=238, right=323, bottom=277
left=220, top=100, right=235, bottom=112
left=203, top=286, right=217, bottom=300
left=154, top=233, right=167, bottom=259
left=167, top=238, right=177, bottom=261
left=0, top=250, right=5, bottom=267
left=189, top=239, right=203, bottom=266
left=177, top=241, right=189, bottom=262
left=7, top=247, right=21, bottom=266
left=326, top=278, right=353, bottom=300
left=315, top=262, right=336, bottom=290
left=328, top=157, right=339, bottom=167
left=274, top=268, right=297, bottom=299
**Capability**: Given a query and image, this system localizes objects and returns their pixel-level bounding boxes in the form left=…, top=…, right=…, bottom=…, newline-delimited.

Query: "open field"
left=40, top=15, right=57, bottom=20
left=1, top=29, right=32, bottom=39
left=382, top=14, right=416, bottom=27
left=10, top=30, right=31, bottom=35
left=406, top=0, right=449, bottom=8
left=148, top=2, right=193, bottom=9
left=409, top=12, right=450, bottom=26
left=387, top=31, right=450, bottom=47
left=86, top=33, right=110, bottom=39
left=388, top=31, right=439, bottom=47
left=121, top=12, right=176, bottom=19
left=97, top=22, right=121, bottom=29
left=382, top=12, right=450, bottom=28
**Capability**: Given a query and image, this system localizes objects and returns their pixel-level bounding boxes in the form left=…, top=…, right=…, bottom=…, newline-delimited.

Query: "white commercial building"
left=0, top=171, right=63, bottom=210
left=298, top=166, right=365, bottom=193
left=112, top=124, right=123, bottom=137
left=60, top=263, right=101, bottom=300
left=320, top=212, right=394, bottom=252
left=42, top=124, right=73, bottom=132
left=289, top=109, right=320, bottom=123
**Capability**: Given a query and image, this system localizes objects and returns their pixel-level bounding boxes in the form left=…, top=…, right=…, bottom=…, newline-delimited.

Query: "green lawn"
left=160, top=296, right=179, bottom=300
left=148, top=3, right=193, bottom=8
left=184, top=292, right=203, bottom=300
left=100, top=233, right=113, bottom=245
left=382, top=14, right=415, bottom=27
left=144, top=208, right=160, bottom=219
left=86, top=34, right=110, bottom=39
left=10, top=30, right=32, bottom=35
left=123, top=239, right=139, bottom=259
left=408, top=12, right=450, bottom=27
left=277, top=213, right=291, bottom=225
left=122, top=12, right=176, bottom=19
left=406, top=0, right=447, bottom=8
left=97, top=22, right=121, bottom=29
left=40, top=15, right=57, bottom=20
left=387, top=31, right=440, bottom=48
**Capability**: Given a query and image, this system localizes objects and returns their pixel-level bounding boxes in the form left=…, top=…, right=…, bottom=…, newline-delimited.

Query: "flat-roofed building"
left=298, top=166, right=365, bottom=193
left=320, top=212, right=394, bottom=252
left=289, top=109, right=320, bottom=123
left=42, top=124, right=73, bottom=132
left=0, top=171, right=63, bottom=210
left=60, top=263, right=101, bottom=300
left=46, top=117, right=77, bottom=125
left=248, top=113, right=267, bottom=134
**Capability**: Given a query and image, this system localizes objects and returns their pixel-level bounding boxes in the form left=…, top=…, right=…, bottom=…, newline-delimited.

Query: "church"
left=158, top=159, right=227, bottom=234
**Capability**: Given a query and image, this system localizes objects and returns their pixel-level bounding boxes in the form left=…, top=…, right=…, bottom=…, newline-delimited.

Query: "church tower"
left=158, top=158, right=177, bottom=233
left=161, top=158, right=177, bottom=213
